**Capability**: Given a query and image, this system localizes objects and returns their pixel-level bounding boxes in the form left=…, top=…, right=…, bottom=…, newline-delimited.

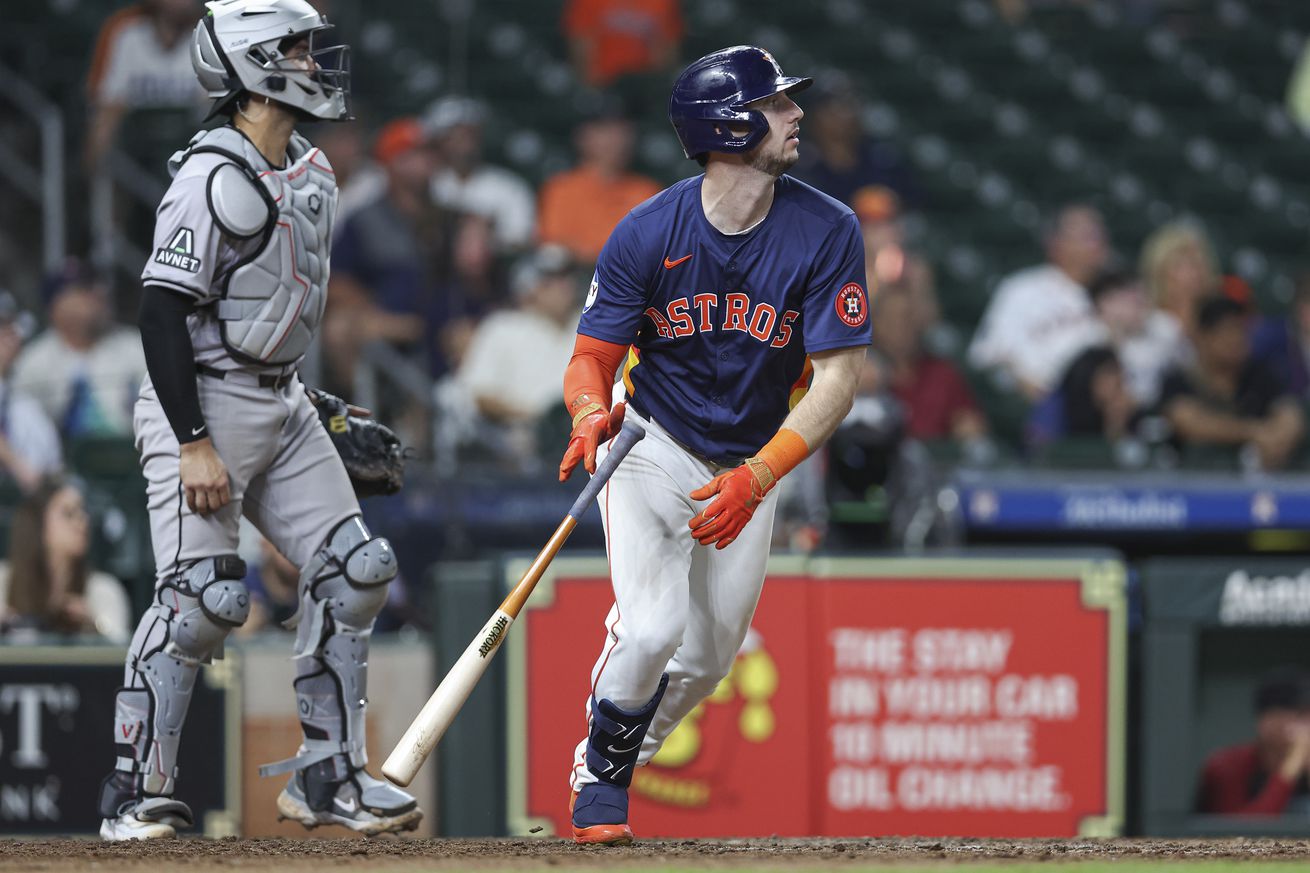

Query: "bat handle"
left=566, top=419, right=646, bottom=520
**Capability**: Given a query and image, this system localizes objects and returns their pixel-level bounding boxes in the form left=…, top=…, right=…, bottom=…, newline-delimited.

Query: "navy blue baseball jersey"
left=578, top=173, right=871, bottom=464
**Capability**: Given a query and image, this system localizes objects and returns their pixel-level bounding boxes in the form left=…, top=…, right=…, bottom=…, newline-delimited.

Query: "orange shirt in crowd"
left=538, top=167, right=662, bottom=263
left=563, top=0, right=684, bottom=87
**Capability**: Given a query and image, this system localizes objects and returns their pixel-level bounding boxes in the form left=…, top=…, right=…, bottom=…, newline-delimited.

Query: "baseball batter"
left=97, top=0, right=420, bottom=839
left=558, top=46, right=869, bottom=844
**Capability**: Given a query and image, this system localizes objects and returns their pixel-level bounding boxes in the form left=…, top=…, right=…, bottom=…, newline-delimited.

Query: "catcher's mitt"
left=310, top=389, right=406, bottom=497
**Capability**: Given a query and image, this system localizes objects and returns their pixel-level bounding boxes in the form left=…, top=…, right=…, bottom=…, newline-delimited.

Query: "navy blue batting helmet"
left=669, top=46, right=812, bottom=161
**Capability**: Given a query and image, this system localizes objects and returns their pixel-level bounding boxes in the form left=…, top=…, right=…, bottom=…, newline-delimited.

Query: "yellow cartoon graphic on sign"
left=633, top=628, right=777, bottom=807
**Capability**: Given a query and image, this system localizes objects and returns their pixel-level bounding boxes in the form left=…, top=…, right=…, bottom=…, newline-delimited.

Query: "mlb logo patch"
left=834, top=282, right=867, bottom=328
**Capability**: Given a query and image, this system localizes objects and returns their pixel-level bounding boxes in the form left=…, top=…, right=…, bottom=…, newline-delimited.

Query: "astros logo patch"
left=834, top=282, right=868, bottom=327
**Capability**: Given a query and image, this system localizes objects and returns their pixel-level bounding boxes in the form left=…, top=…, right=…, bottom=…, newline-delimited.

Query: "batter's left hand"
left=688, top=461, right=773, bottom=550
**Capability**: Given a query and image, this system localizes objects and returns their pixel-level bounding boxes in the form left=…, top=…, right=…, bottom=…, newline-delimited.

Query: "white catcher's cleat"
left=99, top=796, right=193, bottom=841
left=277, top=765, right=422, bottom=836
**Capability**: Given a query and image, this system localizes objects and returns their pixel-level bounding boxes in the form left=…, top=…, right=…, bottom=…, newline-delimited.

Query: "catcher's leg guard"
left=261, top=516, right=419, bottom=833
left=572, top=673, right=669, bottom=845
left=99, top=556, right=249, bottom=837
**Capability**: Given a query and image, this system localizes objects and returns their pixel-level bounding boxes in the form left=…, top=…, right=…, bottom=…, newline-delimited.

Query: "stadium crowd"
left=3, top=0, right=1310, bottom=632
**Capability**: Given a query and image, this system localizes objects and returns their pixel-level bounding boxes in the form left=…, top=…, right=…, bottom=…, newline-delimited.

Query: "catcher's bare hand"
left=180, top=438, right=231, bottom=516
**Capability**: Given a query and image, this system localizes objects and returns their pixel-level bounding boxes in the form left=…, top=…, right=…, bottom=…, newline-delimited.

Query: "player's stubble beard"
left=745, top=137, right=798, bottom=178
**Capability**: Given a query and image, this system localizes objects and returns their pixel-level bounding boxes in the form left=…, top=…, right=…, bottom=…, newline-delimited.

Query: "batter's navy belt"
left=196, top=363, right=296, bottom=390
left=636, top=408, right=746, bottom=470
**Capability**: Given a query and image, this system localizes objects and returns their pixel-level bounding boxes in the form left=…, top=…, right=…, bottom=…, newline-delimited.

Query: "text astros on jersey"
left=579, top=173, right=872, bottom=464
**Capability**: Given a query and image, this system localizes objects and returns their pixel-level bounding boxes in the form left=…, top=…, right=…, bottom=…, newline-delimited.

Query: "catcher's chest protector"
left=173, top=126, right=337, bottom=365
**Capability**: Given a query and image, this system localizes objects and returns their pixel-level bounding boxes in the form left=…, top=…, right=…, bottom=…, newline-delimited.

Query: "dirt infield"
left=3, top=837, right=1310, bottom=871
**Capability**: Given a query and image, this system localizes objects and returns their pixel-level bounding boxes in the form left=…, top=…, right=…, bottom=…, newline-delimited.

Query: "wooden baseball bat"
left=381, top=419, right=647, bottom=787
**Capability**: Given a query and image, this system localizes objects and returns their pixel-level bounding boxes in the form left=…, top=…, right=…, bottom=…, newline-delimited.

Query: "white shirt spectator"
left=90, top=10, right=205, bottom=110
left=968, top=264, right=1104, bottom=394
left=1117, top=310, right=1183, bottom=406
left=432, top=166, right=536, bottom=251
left=12, top=327, right=147, bottom=438
left=0, top=382, right=62, bottom=475
left=457, top=309, right=579, bottom=418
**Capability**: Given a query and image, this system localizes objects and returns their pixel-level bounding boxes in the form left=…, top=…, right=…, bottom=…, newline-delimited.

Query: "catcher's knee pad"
left=107, top=556, right=248, bottom=800
left=262, top=518, right=396, bottom=778
left=586, top=673, right=669, bottom=788
left=291, top=515, right=396, bottom=642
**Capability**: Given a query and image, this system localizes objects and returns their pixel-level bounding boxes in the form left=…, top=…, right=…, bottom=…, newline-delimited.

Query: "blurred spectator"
left=872, top=283, right=986, bottom=442
left=237, top=534, right=414, bottom=637
left=853, top=187, right=957, bottom=357
left=313, top=121, right=386, bottom=227
left=968, top=204, right=1110, bottom=399
left=12, top=261, right=146, bottom=440
left=854, top=186, right=906, bottom=284
left=0, top=477, right=130, bottom=643
left=790, top=79, right=918, bottom=209
left=458, top=245, right=581, bottom=427
left=563, top=0, right=683, bottom=88
left=1198, top=667, right=1310, bottom=815
left=1088, top=270, right=1181, bottom=406
left=1028, top=346, right=1141, bottom=447
left=1140, top=221, right=1219, bottom=341
left=1159, top=297, right=1304, bottom=471
left=0, top=292, right=61, bottom=491
left=1251, top=271, right=1310, bottom=402
left=825, top=352, right=905, bottom=521
left=1288, top=38, right=1310, bottom=133
left=426, top=96, right=536, bottom=253
left=326, top=118, right=466, bottom=387
left=538, top=106, right=662, bottom=263
left=84, top=0, right=207, bottom=170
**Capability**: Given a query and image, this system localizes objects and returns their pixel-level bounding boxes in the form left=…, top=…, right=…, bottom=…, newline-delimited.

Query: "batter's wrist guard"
left=585, top=673, right=669, bottom=788
left=571, top=401, right=606, bottom=429
left=744, top=456, right=777, bottom=493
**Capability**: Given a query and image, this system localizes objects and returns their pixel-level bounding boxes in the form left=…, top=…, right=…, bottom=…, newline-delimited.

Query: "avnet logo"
left=1219, top=569, right=1310, bottom=625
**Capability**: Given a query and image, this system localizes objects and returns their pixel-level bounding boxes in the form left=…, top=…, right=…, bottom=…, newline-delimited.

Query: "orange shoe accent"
left=572, top=822, right=634, bottom=845
left=569, top=789, right=634, bottom=846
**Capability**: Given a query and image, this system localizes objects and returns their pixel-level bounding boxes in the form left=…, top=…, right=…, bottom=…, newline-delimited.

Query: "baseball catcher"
left=97, top=0, right=421, bottom=839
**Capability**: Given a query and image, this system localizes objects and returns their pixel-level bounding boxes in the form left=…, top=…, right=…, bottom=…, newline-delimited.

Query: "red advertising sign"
left=508, top=557, right=1124, bottom=838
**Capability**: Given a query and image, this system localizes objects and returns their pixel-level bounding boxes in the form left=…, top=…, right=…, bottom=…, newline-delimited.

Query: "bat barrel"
left=381, top=609, right=515, bottom=786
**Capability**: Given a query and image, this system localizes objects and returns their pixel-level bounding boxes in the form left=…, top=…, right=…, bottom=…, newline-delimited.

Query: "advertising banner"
left=0, top=647, right=241, bottom=836
left=507, top=556, right=1124, bottom=838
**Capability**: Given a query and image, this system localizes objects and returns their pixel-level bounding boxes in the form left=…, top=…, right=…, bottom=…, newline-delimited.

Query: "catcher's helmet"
left=668, top=46, right=812, bottom=161
left=192, top=0, right=350, bottom=122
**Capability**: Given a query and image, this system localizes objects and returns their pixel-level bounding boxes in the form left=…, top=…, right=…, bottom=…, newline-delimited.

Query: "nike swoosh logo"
left=335, top=797, right=358, bottom=813
left=607, top=741, right=641, bottom=754
left=191, top=426, right=205, bottom=436
left=663, top=254, right=692, bottom=269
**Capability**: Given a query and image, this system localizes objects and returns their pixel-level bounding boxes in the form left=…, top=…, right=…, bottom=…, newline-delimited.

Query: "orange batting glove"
left=688, top=457, right=776, bottom=550
left=559, top=400, right=626, bottom=481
